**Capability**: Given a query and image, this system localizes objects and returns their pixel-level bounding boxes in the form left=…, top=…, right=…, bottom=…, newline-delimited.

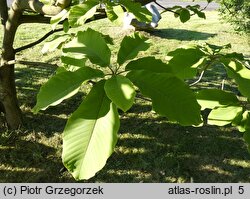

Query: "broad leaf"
left=33, top=67, right=104, bottom=113
left=179, top=8, right=191, bottom=23
left=120, top=0, right=151, bottom=22
left=61, top=54, right=87, bottom=67
left=233, top=110, right=250, bottom=132
left=42, top=34, right=69, bottom=54
left=106, top=5, right=124, bottom=25
left=167, top=47, right=206, bottom=79
left=117, top=33, right=150, bottom=65
left=127, top=70, right=202, bottom=126
left=104, top=76, right=135, bottom=112
left=187, top=5, right=206, bottom=19
left=125, top=57, right=172, bottom=73
left=208, top=106, right=243, bottom=126
left=62, top=81, right=120, bottom=180
left=223, top=59, right=250, bottom=98
left=63, top=28, right=111, bottom=67
left=196, top=89, right=239, bottom=110
left=68, top=1, right=98, bottom=26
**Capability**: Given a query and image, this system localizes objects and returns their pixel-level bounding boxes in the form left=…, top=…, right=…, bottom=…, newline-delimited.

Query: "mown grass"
left=0, top=11, right=250, bottom=182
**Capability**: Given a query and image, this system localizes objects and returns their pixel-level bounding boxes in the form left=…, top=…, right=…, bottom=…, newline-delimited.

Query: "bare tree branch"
left=154, top=1, right=180, bottom=15
left=15, top=12, right=107, bottom=53
left=15, top=28, right=64, bottom=53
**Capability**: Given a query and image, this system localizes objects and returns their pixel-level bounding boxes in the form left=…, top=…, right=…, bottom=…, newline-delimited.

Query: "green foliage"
left=117, top=33, right=150, bottom=65
left=208, top=106, right=243, bottom=126
left=68, top=0, right=99, bottom=27
left=62, top=81, right=119, bottom=180
left=166, top=47, right=206, bottom=79
left=104, top=76, right=135, bottom=112
left=63, top=28, right=111, bottom=67
left=33, top=67, right=104, bottom=113
left=219, top=0, right=250, bottom=32
left=119, top=0, right=152, bottom=22
left=33, top=0, right=250, bottom=181
left=196, top=89, right=239, bottom=110
left=127, top=70, right=202, bottom=126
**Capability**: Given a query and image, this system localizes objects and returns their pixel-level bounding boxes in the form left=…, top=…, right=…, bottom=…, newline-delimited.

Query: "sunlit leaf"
left=117, top=33, right=150, bottom=65
left=62, top=81, right=119, bottom=180
left=167, top=47, right=206, bottom=79
left=208, top=106, right=243, bottom=126
left=68, top=1, right=98, bottom=26
left=63, top=28, right=111, bottom=67
left=33, top=67, right=104, bottom=113
left=119, top=0, right=151, bottom=22
left=127, top=70, right=202, bottom=126
left=105, top=76, right=135, bottom=112
left=223, top=59, right=250, bottom=98
left=196, top=89, right=239, bottom=110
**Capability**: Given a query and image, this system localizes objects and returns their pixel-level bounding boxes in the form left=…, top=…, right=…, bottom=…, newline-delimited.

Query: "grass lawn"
left=0, top=10, right=250, bottom=182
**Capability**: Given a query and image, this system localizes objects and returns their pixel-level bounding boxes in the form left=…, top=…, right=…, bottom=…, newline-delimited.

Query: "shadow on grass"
left=88, top=111, right=250, bottom=183
left=150, top=28, right=217, bottom=41
left=0, top=133, right=75, bottom=182
left=1, top=102, right=250, bottom=182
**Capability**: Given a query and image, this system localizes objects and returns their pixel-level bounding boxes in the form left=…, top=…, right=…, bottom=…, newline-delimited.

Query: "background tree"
left=219, top=0, right=250, bottom=33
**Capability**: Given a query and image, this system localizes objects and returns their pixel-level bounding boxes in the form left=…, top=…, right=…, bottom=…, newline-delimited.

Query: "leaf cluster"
left=34, top=0, right=250, bottom=180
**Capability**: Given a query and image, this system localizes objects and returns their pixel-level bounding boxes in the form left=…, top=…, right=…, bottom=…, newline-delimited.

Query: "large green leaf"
left=166, top=47, right=206, bottom=79
left=127, top=70, right=202, bottom=126
left=125, top=57, right=172, bottom=73
left=105, top=5, right=124, bottom=25
left=223, top=59, right=250, bottom=99
left=61, top=55, right=86, bottom=67
left=68, top=1, right=98, bottom=26
left=208, top=106, right=243, bottom=126
left=196, top=89, right=239, bottom=110
left=233, top=110, right=250, bottom=132
left=62, top=81, right=120, bottom=180
left=104, top=76, right=135, bottom=112
left=117, top=33, right=150, bottom=65
left=119, top=0, right=151, bottom=22
left=63, top=28, right=111, bottom=67
left=33, top=67, right=104, bottom=113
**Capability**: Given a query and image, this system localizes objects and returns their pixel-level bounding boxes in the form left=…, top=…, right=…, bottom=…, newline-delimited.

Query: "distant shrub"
left=219, top=0, right=250, bottom=33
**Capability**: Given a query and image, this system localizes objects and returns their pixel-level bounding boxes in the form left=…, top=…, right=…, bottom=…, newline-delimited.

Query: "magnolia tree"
left=1, top=0, right=250, bottom=180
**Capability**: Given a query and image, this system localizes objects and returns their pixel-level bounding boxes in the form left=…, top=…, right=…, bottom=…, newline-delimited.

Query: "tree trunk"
left=0, top=0, right=72, bottom=129
left=0, top=7, right=22, bottom=129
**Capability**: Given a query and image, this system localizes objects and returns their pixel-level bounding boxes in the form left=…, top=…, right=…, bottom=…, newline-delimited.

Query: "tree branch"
left=5, top=60, right=58, bottom=68
left=14, top=28, right=64, bottom=53
left=154, top=1, right=180, bottom=15
left=19, top=14, right=51, bottom=24
left=12, top=0, right=72, bottom=16
left=0, top=0, right=8, bottom=25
